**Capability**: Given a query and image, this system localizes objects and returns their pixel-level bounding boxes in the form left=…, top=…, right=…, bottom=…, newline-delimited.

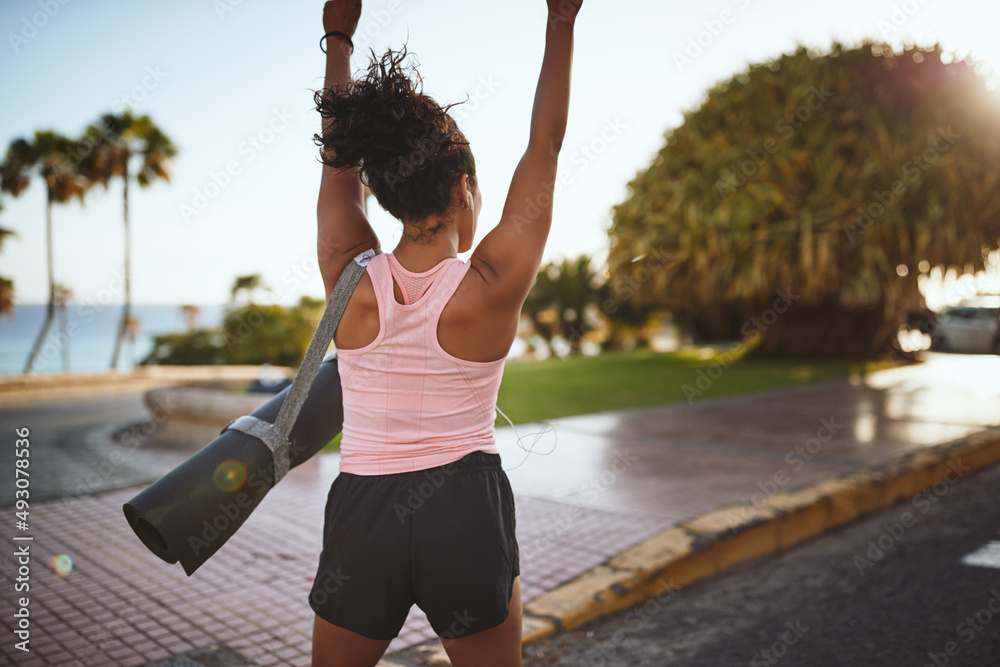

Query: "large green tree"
left=81, top=111, right=176, bottom=371
left=608, top=42, right=1000, bottom=358
left=1, top=133, right=88, bottom=373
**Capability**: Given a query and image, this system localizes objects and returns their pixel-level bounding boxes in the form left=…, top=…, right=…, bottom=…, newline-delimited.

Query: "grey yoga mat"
left=123, top=247, right=381, bottom=575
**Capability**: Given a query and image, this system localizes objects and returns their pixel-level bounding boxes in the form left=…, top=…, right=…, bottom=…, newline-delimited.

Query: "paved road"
left=0, top=392, right=187, bottom=506
left=523, top=460, right=1000, bottom=667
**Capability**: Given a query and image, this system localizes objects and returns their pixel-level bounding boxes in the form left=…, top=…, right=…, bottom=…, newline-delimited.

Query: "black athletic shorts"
left=308, top=450, right=520, bottom=641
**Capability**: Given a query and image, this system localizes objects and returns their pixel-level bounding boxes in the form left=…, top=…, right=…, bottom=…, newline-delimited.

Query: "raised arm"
left=469, top=0, right=582, bottom=310
left=316, top=0, right=379, bottom=299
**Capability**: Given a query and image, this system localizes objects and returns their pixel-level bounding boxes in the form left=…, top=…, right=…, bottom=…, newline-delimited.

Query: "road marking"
left=962, top=541, right=1000, bottom=569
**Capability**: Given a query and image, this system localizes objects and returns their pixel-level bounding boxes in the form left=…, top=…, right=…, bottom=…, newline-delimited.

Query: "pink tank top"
left=336, top=252, right=506, bottom=475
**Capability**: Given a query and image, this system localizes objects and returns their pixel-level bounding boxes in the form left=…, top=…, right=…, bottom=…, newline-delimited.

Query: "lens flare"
left=213, top=459, right=247, bottom=492
left=51, top=554, right=73, bottom=577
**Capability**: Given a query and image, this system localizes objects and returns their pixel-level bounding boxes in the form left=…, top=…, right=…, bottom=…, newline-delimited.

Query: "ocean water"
left=0, top=303, right=227, bottom=376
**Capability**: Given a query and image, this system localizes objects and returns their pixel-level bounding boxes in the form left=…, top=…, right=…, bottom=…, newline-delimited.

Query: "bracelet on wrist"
left=321, top=30, right=354, bottom=54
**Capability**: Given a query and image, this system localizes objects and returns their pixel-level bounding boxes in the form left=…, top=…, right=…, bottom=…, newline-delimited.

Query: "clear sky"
left=1, top=0, right=998, bottom=306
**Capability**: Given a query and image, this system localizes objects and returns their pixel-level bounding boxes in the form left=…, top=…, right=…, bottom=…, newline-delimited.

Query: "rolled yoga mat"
left=122, top=354, right=345, bottom=575
left=123, top=247, right=379, bottom=576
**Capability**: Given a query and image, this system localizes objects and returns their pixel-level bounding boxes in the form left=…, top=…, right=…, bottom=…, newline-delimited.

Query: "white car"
left=932, top=306, right=1000, bottom=354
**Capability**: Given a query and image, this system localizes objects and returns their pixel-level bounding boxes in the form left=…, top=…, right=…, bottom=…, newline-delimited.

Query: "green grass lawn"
left=322, top=346, right=869, bottom=451
left=493, top=346, right=855, bottom=426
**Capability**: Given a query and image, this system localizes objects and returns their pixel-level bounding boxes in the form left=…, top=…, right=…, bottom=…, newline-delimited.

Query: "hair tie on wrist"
left=321, top=30, right=354, bottom=54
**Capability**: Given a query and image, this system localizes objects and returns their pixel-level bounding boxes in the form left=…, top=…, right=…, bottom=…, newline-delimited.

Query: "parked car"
left=931, top=305, right=1000, bottom=354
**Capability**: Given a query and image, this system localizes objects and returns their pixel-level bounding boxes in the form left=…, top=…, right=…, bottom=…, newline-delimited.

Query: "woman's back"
left=334, top=251, right=509, bottom=474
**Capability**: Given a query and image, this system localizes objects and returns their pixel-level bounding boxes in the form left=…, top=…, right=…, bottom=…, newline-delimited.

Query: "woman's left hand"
left=323, top=0, right=361, bottom=36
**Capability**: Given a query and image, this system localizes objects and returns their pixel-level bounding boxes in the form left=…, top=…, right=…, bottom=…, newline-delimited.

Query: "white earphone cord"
left=495, top=404, right=558, bottom=472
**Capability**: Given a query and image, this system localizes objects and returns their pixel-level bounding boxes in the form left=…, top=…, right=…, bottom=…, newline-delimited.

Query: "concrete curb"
left=142, top=385, right=273, bottom=450
left=0, top=364, right=293, bottom=406
left=386, top=426, right=1000, bottom=665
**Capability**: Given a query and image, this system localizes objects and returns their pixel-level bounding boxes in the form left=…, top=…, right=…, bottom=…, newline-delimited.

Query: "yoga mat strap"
left=224, top=415, right=292, bottom=482
left=221, top=246, right=381, bottom=483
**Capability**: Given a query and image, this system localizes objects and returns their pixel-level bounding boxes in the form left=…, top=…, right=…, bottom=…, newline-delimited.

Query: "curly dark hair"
left=314, top=45, right=477, bottom=233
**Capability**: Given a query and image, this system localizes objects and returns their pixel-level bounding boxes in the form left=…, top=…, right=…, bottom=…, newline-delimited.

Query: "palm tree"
left=81, top=112, right=177, bottom=372
left=179, top=304, right=201, bottom=332
left=0, top=277, right=12, bottom=321
left=0, top=212, right=16, bottom=325
left=231, top=274, right=265, bottom=306
left=1, top=133, right=88, bottom=373
left=123, top=314, right=142, bottom=368
left=53, top=282, right=73, bottom=372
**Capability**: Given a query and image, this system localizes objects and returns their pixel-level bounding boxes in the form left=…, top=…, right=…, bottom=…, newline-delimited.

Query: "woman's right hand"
left=323, top=0, right=362, bottom=36
left=546, top=0, right=583, bottom=23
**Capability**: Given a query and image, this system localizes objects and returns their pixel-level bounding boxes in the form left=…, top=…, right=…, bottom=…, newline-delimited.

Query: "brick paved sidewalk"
left=1, top=353, right=998, bottom=666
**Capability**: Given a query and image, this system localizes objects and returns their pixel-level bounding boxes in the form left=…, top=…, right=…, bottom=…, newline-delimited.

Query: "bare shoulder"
left=438, top=259, right=522, bottom=363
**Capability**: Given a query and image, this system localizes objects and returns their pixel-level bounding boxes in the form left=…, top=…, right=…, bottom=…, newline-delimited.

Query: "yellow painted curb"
left=765, top=487, right=832, bottom=549
left=521, top=614, right=558, bottom=644
left=687, top=506, right=780, bottom=571
left=524, top=565, right=643, bottom=630
left=515, top=427, right=1000, bottom=647
left=606, top=526, right=695, bottom=574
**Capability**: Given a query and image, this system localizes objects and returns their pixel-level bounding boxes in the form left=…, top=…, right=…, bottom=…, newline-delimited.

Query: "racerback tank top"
left=335, top=252, right=506, bottom=475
